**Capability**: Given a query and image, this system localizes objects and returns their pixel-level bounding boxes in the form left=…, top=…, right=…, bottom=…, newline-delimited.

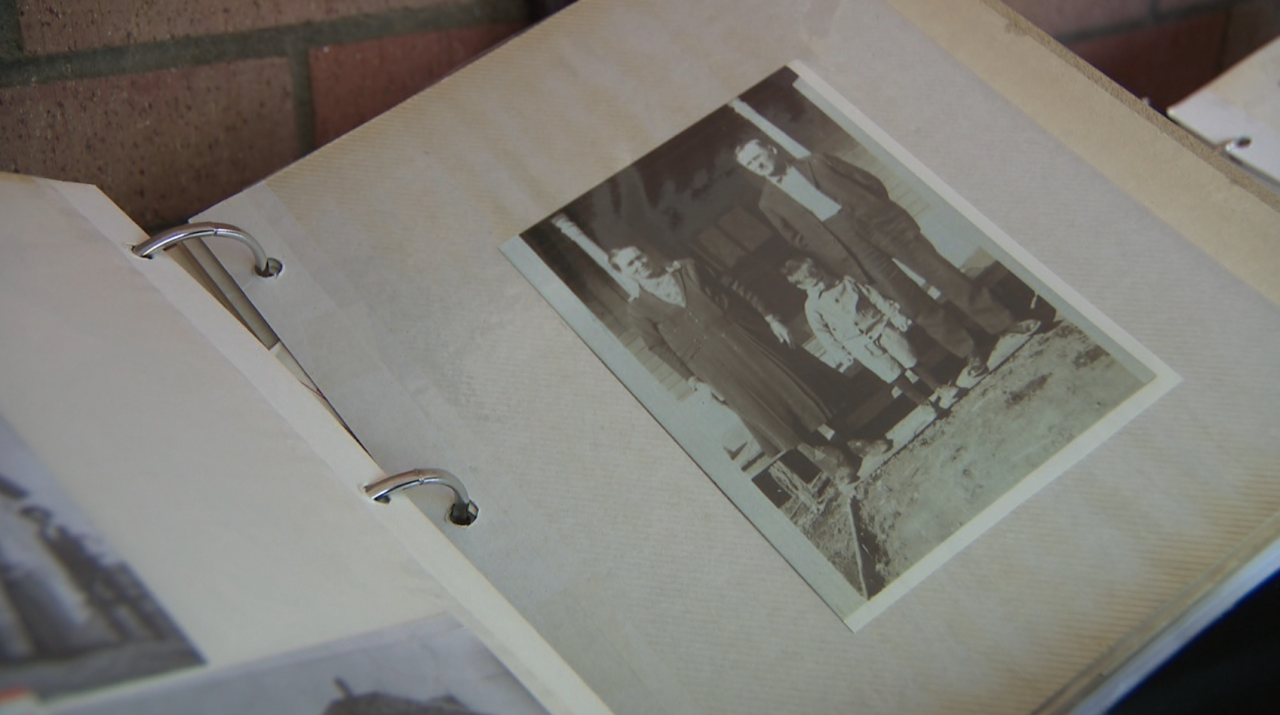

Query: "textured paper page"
left=201, top=1, right=1280, bottom=713
left=60, top=614, right=551, bottom=715
left=0, top=175, right=448, bottom=707
left=892, top=0, right=1280, bottom=304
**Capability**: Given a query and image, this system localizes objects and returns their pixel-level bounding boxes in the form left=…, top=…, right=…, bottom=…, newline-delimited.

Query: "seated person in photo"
left=783, top=256, right=948, bottom=416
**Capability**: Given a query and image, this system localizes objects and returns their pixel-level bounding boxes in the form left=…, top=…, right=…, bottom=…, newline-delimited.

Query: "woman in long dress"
left=609, top=246, right=878, bottom=465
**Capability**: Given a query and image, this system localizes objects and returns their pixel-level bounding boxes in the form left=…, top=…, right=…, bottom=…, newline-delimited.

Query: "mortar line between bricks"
left=0, top=0, right=531, bottom=87
left=0, top=0, right=21, bottom=59
left=1210, top=5, right=1235, bottom=77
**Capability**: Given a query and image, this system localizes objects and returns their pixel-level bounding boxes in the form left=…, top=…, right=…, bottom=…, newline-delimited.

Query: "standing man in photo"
left=735, top=139, right=1038, bottom=379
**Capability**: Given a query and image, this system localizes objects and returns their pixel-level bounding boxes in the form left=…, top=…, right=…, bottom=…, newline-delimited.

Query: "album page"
left=0, top=175, right=457, bottom=708
left=198, top=0, right=1280, bottom=713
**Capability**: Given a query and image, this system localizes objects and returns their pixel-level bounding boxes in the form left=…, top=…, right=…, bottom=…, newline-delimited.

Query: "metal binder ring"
left=1214, top=135, right=1252, bottom=156
left=363, top=469, right=479, bottom=526
left=133, top=222, right=283, bottom=278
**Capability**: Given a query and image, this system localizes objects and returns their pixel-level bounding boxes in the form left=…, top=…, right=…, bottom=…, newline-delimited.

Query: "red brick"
left=1003, top=0, right=1150, bottom=37
left=1067, top=11, right=1229, bottom=110
left=17, top=0, right=453, bottom=55
left=0, top=58, right=298, bottom=227
left=309, top=22, right=524, bottom=146
left=1155, top=0, right=1227, bottom=14
left=1222, top=1, right=1280, bottom=68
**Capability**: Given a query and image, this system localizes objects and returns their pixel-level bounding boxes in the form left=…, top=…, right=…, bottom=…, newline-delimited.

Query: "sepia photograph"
left=0, top=417, right=203, bottom=700
left=502, top=63, right=1173, bottom=625
left=62, top=615, right=551, bottom=715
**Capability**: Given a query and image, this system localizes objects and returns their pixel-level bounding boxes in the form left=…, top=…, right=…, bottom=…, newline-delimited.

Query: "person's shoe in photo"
left=956, top=353, right=989, bottom=389
left=986, top=319, right=1044, bottom=371
left=1007, top=318, right=1041, bottom=336
left=932, top=383, right=964, bottom=410
left=848, top=437, right=892, bottom=458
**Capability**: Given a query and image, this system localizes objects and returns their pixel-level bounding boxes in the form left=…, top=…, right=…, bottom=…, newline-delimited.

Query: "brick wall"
left=2, top=0, right=1278, bottom=229
left=0, top=0, right=546, bottom=228
left=1008, top=0, right=1280, bottom=109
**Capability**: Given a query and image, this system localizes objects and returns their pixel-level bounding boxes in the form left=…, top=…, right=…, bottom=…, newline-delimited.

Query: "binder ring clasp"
left=1213, top=135, right=1253, bottom=157
left=364, top=469, right=478, bottom=526
left=133, top=222, right=283, bottom=278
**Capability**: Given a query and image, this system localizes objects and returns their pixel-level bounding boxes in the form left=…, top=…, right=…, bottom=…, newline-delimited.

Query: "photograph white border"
left=503, top=60, right=1180, bottom=629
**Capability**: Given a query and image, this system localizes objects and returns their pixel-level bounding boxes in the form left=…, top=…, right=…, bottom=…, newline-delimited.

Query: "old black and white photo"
left=503, top=63, right=1172, bottom=625
left=0, top=418, right=202, bottom=699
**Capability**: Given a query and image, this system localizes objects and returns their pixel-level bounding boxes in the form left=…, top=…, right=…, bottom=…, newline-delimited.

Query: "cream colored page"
left=200, top=1, right=1280, bottom=713
left=14, top=177, right=604, bottom=715
left=889, top=0, right=1280, bottom=303
left=0, top=175, right=452, bottom=706
left=130, top=221, right=613, bottom=714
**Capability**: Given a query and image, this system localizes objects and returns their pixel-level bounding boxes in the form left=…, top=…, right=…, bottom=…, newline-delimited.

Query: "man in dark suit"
left=735, top=139, right=1037, bottom=378
left=609, top=245, right=889, bottom=466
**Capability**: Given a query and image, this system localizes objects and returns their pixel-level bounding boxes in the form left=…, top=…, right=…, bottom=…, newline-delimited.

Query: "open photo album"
left=3, top=1, right=1279, bottom=714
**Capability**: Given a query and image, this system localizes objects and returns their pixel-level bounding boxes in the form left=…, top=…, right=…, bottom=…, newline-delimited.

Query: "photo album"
left=3, top=0, right=1279, bottom=714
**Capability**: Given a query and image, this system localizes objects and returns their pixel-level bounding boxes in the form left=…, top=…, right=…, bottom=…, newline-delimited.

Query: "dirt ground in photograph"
left=851, top=321, right=1146, bottom=585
